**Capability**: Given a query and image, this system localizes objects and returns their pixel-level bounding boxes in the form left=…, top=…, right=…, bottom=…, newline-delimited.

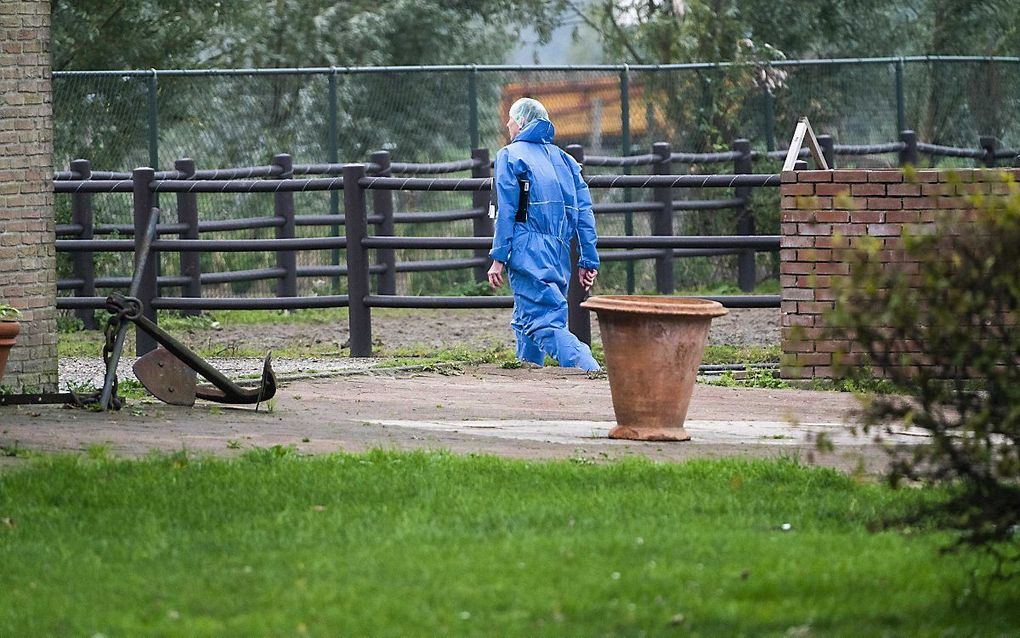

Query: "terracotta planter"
left=580, top=296, right=727, bottom=441
left=0, top=320, right=20, bottom=382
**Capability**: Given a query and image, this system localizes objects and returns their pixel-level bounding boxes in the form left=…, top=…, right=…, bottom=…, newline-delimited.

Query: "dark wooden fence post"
left=471, top=147, right=493, bottom=284
left=69, top=158, right=96, bottom=329
left=652, top=142, right=674, bottom=294
left=174, top=157, right=201, bottom=316
left=817, top=134, right=835, bottom=170
left=273, top=153, right=297, bottom=298
left=899, top=130, right=918, bottom=167
left=370, top=151, right=396, bottom=295
left=564, top=143, right=591, bottom=346
left=980, top=136, right=997, bottom=168
left=732, top=139, right=755, bottom=293
left=132, top=167, right=158, bottom=355
left=343, top=163, right=372, bottom=357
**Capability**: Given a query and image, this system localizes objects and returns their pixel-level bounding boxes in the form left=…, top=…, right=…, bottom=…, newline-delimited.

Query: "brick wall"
left=0, top=0, right=57, bottom=391
left=780, top=167, right=1018, bottom=380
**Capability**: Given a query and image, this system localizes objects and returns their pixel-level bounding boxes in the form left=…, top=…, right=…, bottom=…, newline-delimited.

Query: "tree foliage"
left=827, top=173, right=1020, bottom=574
left=53, top=0, right=564, bottom=72
left=50, top=0, right=1020, bottom=166
left=565, top=0, right=1020, bottom=149
left=51, top=0, right=565, bottom=167
left=569, top=0, right=1020, bottom=67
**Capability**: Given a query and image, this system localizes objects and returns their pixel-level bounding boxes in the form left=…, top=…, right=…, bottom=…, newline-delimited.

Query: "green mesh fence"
left=54, top=74, right=151, bottom=170
left=54, top=59, right=1020, bottom=172
left=52, top=59, right=1020, bottom=299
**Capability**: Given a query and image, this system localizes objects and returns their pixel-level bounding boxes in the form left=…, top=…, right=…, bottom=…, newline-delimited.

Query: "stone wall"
left=779, top=167, right=1017, bottom=379
left=0, top=0, right=57, bottom=391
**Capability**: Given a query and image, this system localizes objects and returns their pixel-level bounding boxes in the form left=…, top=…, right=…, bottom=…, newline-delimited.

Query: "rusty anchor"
left=1, top=207, right=276, bottom=410
left=96, top=207, right=276, bottom=409
left=106, top=293, right=277, bottom=407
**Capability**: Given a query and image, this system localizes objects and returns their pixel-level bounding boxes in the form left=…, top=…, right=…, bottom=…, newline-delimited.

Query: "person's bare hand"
left=578, top=268, right=598, bottom=292
left=487, top=261, right=505, bottom=289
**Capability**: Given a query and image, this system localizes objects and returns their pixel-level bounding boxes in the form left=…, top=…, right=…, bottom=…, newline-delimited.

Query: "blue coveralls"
left=489, top=118, right=601, bottom=371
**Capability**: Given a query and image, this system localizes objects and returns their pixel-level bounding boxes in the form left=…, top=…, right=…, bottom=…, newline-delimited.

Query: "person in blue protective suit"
left=487, top=97, right=601, bottom=371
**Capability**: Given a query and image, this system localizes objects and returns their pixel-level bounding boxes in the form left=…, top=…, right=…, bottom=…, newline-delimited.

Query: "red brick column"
left=779, top=167, right=1016, bottom=380
left=0, top=0, right=58, bottom=391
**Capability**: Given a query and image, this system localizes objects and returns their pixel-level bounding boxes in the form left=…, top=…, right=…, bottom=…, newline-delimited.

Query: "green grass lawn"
left=1, top=451, right=1016, bottom=636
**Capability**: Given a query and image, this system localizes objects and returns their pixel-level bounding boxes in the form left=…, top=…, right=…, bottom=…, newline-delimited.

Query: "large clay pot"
left=580, top=296, right=727, bottom=441
left=0, top=320, right=20, bottom=382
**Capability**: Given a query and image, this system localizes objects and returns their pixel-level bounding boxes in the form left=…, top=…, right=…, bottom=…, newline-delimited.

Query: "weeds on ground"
left=85, top=443, right=114, bottom=460
left=701, top=344, right=780, bottom=366
left=375, top=344, right=517, bottom=367
left=56, top=315, right=85, bottom=334
left=240, top=443, right=297, bottom=462
left=159, top=313, right=219, bottom=331
left=116, top=379, right=149, bottom=400
left=809, top=375, right=900, bottom=395
left=0, top=442, right=29, bottom=458
left=705, top=367, right=789, bottom=389
left=373, top=360, right=464, bottom=375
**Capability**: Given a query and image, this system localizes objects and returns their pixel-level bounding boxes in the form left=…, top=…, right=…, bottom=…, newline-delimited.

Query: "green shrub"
left=827, top=171, right=1020, bottom=574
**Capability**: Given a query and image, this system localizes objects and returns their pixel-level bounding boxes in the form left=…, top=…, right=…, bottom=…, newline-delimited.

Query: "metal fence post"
left=471, top=147, right=493, bottom=284
left=132, top=167, right=158, bottom=355
left=146, top=71, right=159, bottom=169
left=370, top=150, right=396, bottom=295
left=980, top=136, right=997, bottom=168
left=732, top=139, right=755, bottom=293
left=328, top=69, right=341, bottom=293
left=895, top=58, right=906, bottom=136
left=69, top=159, right=96, bottom=329
left=343, top=163, right=372, bottom=357
left=174, top=157, right=201, bottom=315
left=273, top=153, right=298, bottom=298
left=817, top=134, right=835, bottom=170
left=899, top=130, right=918, bottom=167
left=620, top=67, right=635, bottom=294
left=652, top=142, right=674, bottom=295
left=565, top=144, right=591, bottom=345
left=468, top=67, right=480, bottom=150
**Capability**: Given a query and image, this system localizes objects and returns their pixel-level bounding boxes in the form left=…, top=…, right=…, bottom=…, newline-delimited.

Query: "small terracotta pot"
left=580, top=296, right=727, bottom=441
left=0, top=320, right=20, bottom=382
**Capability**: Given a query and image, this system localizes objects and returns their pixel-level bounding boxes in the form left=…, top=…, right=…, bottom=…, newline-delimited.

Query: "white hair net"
left=509, top=97, right=549, bottom=127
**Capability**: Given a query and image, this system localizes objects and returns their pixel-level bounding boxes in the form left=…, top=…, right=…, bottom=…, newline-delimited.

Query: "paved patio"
left=0, top=365, right=921, bottom=473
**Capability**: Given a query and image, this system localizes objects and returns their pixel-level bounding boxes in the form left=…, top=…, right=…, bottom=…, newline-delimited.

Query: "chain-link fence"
left=52, top=57, right=1020, bottom=300
left=54, top=57, right=1020, bottom=173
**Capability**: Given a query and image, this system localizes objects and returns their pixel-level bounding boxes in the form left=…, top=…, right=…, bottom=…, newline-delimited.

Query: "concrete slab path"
left=0, top=365, right=920, bottom=473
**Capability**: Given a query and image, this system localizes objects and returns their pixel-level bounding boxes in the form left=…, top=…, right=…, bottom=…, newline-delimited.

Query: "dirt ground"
left=2, top=364, right=917, bottom=475
left=194, top=307, right=780, bottom=354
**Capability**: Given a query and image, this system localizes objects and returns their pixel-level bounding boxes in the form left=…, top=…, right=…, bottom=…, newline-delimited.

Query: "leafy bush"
left=827, top=172, right=1020, bottom=574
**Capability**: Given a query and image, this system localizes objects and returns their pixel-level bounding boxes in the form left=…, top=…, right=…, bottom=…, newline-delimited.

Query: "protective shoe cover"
left=489, top=118, right=601, bottom=371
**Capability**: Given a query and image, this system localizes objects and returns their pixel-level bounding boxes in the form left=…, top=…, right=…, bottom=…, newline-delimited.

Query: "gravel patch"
left=58, top=307, right=779, bottom=390
left=59, top=356, right=376, bottom=390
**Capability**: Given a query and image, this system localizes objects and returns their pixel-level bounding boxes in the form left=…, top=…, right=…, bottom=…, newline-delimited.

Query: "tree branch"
left=54, top=0, right=129, bottom=71
left=603, top=1, right=647, bottom=64
left=563, top=0, right=646, bottom=64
